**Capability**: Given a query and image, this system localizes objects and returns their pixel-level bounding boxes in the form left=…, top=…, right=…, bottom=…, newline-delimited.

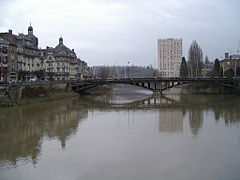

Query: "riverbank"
left=0, top=92, right=79, bottom=107
left=0, top=84, right=114, bottom=107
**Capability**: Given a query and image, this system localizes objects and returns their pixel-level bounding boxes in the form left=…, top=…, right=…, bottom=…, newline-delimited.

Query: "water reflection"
left=157, top=109, right=184, bottom=133
left=0, top=99, right=88, bottom=167
left=1, top=88, right=240, bottom=180
left=188, top=108, right=203, bottom=135
left=79, top=91, right=240, bottom=136
left=0, top=89, right=240, bottom=175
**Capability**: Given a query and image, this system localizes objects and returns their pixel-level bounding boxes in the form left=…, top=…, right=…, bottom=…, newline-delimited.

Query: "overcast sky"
left=0, top=0, right=240, bottom=66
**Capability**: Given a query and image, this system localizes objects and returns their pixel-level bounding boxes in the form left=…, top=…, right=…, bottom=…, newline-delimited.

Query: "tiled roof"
left=54, top=43, right=76, bottom=58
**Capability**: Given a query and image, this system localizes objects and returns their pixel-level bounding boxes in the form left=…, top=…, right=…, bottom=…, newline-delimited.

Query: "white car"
left=29, top=78, right=36, bottom=82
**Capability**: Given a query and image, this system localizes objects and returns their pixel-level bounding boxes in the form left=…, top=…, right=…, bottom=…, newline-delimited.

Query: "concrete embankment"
left=0, top=82, right=77, bottom=107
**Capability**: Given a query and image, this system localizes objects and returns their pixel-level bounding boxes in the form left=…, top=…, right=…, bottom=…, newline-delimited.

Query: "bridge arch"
left=71, top=77, right=240, bottom=94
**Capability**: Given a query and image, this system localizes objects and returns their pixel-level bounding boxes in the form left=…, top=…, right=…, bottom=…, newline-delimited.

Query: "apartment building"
left=157, top=38, right=182, bottom=77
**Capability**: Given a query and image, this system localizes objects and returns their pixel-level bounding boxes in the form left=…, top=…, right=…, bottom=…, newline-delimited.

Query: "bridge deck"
left=71, top=77, right=240, bottom=93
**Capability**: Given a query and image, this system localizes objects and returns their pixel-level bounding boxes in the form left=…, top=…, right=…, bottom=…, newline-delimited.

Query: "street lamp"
left=127, top=61, right=130, bottom=78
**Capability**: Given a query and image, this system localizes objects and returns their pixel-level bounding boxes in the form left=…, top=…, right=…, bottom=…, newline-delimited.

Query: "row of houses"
left=0, top=25, right=91, bottom=82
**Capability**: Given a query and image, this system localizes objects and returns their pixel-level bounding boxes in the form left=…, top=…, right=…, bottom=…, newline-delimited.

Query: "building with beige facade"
left=0, top=25, right=91, bottom=82
left=157, top=38, right=182, bottom=77
left=42, top=37, right=77, bottom=81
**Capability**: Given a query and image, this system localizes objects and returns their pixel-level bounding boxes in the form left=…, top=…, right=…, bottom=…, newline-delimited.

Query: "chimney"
left=8, top=29, right=12, bottom=34
left=72, top=49, right=74, bottom=52
left=225, top=52, right=229, bottom=59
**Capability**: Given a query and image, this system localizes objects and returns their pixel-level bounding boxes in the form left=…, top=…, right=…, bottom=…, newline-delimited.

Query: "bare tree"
left=205, top=55, right=210, bottom=64
left=98, top=66, right=110, bottom=79
left=188, top=40, right=203, bottom=77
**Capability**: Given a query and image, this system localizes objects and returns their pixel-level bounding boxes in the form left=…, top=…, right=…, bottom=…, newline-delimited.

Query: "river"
left=0, top=85, right=240, bottom=180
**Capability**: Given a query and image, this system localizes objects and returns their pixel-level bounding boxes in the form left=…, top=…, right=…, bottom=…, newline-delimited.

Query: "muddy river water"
left=0, top=85, right=240, bottom=180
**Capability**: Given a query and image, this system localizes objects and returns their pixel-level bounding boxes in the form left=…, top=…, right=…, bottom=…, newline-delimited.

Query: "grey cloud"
left=0, top=0, right=240, bottom=66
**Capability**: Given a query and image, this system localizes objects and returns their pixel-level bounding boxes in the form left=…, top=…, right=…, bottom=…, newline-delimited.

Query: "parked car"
left=8, top=80, right=17, bottom=84
left=29, top=78, right=37, bottom=82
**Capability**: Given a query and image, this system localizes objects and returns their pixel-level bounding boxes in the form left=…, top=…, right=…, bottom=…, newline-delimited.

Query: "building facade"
left=220, top=52, right=240, bottom=77
left=75, top=58, right=91, bottom=79
left=157, top=38, right=182, bottom=77
left=42, top=37, right=77, bottom=81
left=0, top=26, right=41, bottom=81
left=17, top=26, right=41, bottom=81
left=0, top=38, right=9, bottom=82
left=0, top=25, right=90, bottom=82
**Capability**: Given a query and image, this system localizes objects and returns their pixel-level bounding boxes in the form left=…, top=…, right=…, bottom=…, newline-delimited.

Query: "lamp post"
left=127, top=61, right=130, bottom=78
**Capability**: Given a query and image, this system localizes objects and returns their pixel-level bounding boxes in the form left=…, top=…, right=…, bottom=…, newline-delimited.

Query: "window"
left=2, top=56, right=7, bottom=64
left=2, top=47, right=8, bottom=54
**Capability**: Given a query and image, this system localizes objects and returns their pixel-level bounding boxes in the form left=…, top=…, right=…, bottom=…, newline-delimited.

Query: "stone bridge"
left=0, top=77, right=239, bottom=104
left=71, top=77, right=240, bottom=94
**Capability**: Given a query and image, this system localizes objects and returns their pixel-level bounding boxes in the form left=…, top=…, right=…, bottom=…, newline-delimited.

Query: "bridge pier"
left=148, top=82, right=151, bottom=89
left=154, top=83, right=157, bottom=91
left=153, top=90, right=162, bottom=96
left=65, top=82, right=72, bottom=92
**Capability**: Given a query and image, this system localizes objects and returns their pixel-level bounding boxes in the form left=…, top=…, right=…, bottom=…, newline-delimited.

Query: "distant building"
left=220, top=52, right=240, bottom=76
left=157, top=38, right=182, bottom=77
left=202, top=62, right=214, bottom=77
left=75, top=58, right=91, bottom=79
